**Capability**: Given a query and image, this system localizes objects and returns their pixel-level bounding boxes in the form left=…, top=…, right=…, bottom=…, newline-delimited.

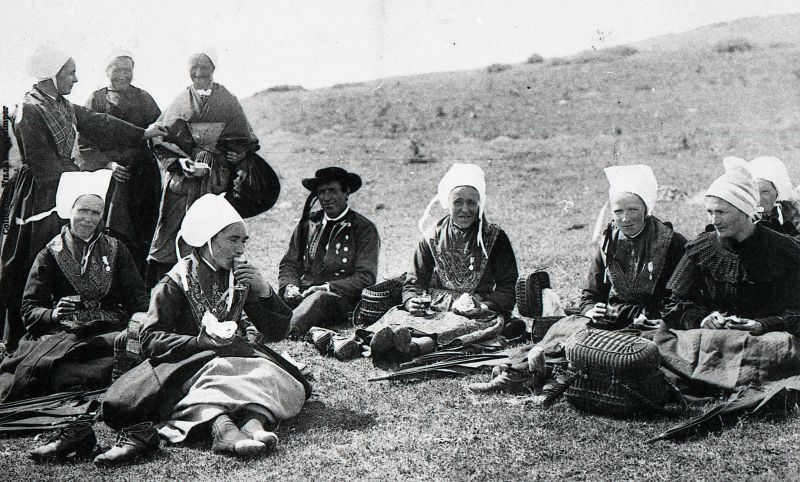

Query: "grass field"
left=5, top=16, right=800, bottom=481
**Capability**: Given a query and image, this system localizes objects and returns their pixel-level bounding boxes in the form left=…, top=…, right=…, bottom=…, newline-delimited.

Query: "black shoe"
left=93, top=422, right=160, bottom=466
left=30, top=421, right=96, bottom=461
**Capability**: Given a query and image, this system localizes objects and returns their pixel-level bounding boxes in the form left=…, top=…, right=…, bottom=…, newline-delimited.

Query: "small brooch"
left=102, top=255, right=111, bottom=272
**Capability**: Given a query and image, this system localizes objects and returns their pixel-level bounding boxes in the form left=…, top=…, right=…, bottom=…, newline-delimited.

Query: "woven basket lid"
left=565, top=328, right=660, bottom=370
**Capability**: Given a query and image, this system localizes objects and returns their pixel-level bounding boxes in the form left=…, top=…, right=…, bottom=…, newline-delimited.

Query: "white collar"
left=324, top=206, right=350, bottom=223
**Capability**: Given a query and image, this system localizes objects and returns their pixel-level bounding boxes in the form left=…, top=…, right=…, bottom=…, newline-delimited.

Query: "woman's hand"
left=404, top=297, right=428, bottom=316
left=585, top=303, right=607, bottom=321
left=143, top=122, right=168, bottom=139
left=234, top=261, right=272, bottom=297
left=180, top=158, right=210, bottom=178
left=52, top=297, right=79, bottom=321
left=725, top=318, right=764, bottom=335
left=108, top=162, right=131, bottom=183
left=196, top=326, right=234, bottom=350
left=700, top=312, right=727, bottom=330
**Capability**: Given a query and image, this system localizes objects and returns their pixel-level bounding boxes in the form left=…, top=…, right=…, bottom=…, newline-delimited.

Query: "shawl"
left=158, top=83, right=257, bottom=144
left=167, top=254, right=249, bottom=332
left=426, top=215, right=499, bottom=293
left=46, top=227, right=118, bottom=304
left=24, top=88, right=77, bottom=159
left=603, top=216, right=674, bottom=304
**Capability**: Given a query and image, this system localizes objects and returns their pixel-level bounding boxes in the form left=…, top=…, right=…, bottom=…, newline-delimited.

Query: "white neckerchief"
left=196, top=88, right=212, bottom=96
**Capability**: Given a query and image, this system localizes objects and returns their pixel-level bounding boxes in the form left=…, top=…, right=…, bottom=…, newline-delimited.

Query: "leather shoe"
left=30, top=421, right=96, bottom=461
left=93, top=422, right=160, bottom=466
left=309, top=326, right=336, bottom=354
left=369, top=326, right=395, bottom=354
left=331, top=335, right=361, bottom=361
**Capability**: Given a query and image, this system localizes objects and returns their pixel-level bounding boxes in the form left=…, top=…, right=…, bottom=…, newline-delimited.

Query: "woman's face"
left=69, top=195, right=104, bottom=240
left=705, top=196, right=752, bottom=240
left=189, top=54, right=215, bottom=90
left=106, top=57, right=133, bottom=90
left=756, top=178, right=778, bottom=213
left=207, top=222, right=248, bottom=269
left=449, top=186, right=480, bottom=229
left=610, top=192, right=647, bottom=237
left=55, top=58, right=78, bottom=95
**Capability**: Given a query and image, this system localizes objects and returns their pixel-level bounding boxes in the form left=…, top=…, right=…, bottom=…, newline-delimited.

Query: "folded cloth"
left=653, top=325, right=800, bottom=390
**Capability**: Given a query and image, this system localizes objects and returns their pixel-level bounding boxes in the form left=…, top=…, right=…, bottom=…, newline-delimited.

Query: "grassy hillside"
left=242, top=39, right=800, bottom=303
left=5, top=15, right=800, bottom=481
left=632, top=13, right=800, bottom=52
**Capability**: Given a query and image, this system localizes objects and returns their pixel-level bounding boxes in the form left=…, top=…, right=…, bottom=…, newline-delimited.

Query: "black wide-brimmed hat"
left=302, top=167, right=362, bottom=193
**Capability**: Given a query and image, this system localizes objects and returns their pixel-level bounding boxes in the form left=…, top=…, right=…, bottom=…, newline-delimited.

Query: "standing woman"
left=146, top=48, right=260, bottom=287
left=0, top=45, right=166, bottom=352
left=81, top=50, right=162, bottom=275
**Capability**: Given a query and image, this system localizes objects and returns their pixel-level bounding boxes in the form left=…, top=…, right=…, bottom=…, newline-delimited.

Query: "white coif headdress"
left=706, top=164, right=758, bottom=217
left=747, top=156, right=793, bottom=202
left=175, top=194, right=244, bottom=309
left=418, top=162, right=488, bottom=256
left=190, top=47, right=218, bottom=68
left=106, top=48, right=134, bottom=67
left=592, top=164, right=658, bottom=241
left=177, top=193, right=243, bottom=252
left=16, top=170, right=112, bottom=225
left=26, top=44, right=71, bottom=90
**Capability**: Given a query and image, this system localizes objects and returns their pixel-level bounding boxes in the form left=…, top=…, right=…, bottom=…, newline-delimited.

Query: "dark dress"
left=402, top=215, right=519, bottom=316
left=0, top=227, right=148, bottom=402
left=101, top=253, right=310, bottom=432
left=82, top=86, right=162, bottom=275
left=0, top=87, right=145, bottom=351
left=147, top=83, right=259, bottom=285
left=580, top=216, right=687, bottom=327
left=663, top=224, right=800, bottom=335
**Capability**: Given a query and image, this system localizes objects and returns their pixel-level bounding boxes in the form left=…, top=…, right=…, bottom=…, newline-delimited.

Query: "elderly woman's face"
left=189, top=54, right=215, bottom=90
left=705, top=196, right=752, bottom=240
left=69, top=195, right=104, bottom=240
left=449, top=186, right=480, bottom=229
left=208, top=222, right=248, bottom=270
left=55, top=58, right=78, bottom=95
left=610, top=192, right=647, bottom=237
left=756, top=178, right=778, bottom=213
left=106, top=57, right=133, bottom=90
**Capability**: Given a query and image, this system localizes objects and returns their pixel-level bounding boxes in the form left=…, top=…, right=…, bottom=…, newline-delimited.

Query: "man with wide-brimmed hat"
left=278, top=167, right=380, bottom=336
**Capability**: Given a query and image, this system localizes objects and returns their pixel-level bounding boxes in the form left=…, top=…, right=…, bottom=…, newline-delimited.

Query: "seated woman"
left=0, top=170, right=149, bottom=402
left=581, top=164, right=687, bottom=328
left=470, top=164, right=686, bottom=393
left=664, top=165, right=800, bottom=334
left=29, top=194, right=311, bottom=465
left=713, top=156, right=799, bottom=238
left=747, top=156, right=799, bottom=237
left=364, top=163, right=518, bottom=356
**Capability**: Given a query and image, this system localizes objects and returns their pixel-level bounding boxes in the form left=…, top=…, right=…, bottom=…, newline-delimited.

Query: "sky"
left=3, top=0, right=800, bottom=108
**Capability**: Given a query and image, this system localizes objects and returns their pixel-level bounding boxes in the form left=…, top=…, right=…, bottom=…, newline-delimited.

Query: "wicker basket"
left=563, top=327, right=674, bottom=416
left=516, top=271, right=551, bottom=317
left=354, top=275, right=405, bottom=326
